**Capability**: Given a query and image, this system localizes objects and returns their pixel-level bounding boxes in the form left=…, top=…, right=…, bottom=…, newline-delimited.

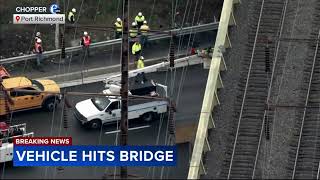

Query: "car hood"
left=75, top=99, right=101, bottom=118
left=37, top=79, right=60, bottom=92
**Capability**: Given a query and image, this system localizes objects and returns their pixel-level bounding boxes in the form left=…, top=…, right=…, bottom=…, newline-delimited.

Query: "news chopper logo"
left=13, top=4, right=65, bottom=25
left=49, top=4, right=60, bottom=14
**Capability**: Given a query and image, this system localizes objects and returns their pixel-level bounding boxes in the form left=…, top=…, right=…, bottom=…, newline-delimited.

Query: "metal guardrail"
left=0, top=22, right=219, bottom=65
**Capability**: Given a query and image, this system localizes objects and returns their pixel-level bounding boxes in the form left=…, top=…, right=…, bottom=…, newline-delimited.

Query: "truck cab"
left=75, top=97, right=121, bottom=129
left=74, top=76, right=168, bottom=129
left=0, top=66, right=61, bottom=115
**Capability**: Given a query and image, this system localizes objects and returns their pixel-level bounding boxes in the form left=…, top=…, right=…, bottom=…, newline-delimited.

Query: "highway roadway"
left=1, top=64, right=209, bottom=179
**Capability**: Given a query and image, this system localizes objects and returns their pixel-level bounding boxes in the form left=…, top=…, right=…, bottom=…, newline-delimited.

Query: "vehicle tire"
left=88, top=119, right=102, bottom=129
left=44, top=98, right=58, bottom=111
left=141, top=112, right=154, bottom=122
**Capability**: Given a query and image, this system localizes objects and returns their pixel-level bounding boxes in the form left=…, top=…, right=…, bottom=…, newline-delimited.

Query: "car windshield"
left=91, top=97, right=110, bottom=111
left=30, top=79, right=44, bottom=91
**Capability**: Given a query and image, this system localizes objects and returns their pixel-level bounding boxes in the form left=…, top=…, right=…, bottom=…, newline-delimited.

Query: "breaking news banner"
left=14, top=137, right=72, bottom=146
left=13, top=137, right=177, bottom=167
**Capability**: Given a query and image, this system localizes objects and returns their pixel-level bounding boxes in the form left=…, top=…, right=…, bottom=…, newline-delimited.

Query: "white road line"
left=104, top=125, right=151, bottom=135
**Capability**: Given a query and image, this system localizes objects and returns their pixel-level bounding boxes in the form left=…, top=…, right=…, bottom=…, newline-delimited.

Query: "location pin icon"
left=16, top=16, right=20, bottom=22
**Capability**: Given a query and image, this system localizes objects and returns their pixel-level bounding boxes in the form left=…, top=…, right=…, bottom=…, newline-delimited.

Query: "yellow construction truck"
left=0, top=66, right=61, bottom=115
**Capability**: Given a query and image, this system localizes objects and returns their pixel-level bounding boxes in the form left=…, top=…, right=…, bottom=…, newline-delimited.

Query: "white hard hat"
left=132, top=22, right=136, bottom=26
left=36, top=32, right=41, bottom=36
left=140, top=56, right=144, bottom=60
left=143, top=20, right=147, bottom=24
left=138, top=12, right=142, bottom=16
left=72, top=8, right=76, bottom=13
left=84, top=31, right=88, bottom=36
left=36, top=38, right=42, bottom=43
left=117, top=18, right=121, bottom=22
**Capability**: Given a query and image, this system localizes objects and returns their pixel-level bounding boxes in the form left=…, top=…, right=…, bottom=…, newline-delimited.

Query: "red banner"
left=14, top=137, right=72, bottom=146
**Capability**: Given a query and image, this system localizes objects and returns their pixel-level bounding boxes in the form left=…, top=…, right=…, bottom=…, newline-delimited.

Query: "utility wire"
left=47, top=0, right=72, bottom=178
left=160, top=0, right=194, bottom=178
left=176, top=0, right=202, bottom=108
left=1, top=14, right=40, bottom=180
left=99, top=0, right=122, bottom=177
left=93, top=0, right=102, bottom=22
left=48, top=0, right=85, bottom=178
left=164, top=1, right=203, bottom=178
left=149, top=2, right=183, bottom=176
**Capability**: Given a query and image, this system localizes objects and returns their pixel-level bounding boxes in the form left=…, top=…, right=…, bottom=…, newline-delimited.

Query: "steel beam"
left=188, top=0, right=234, bottom=178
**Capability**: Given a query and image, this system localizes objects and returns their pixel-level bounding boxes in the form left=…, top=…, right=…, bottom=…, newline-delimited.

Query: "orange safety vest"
left=35, top=43, right=42, bottom=53
left=83, top=36, right=91, bottom=46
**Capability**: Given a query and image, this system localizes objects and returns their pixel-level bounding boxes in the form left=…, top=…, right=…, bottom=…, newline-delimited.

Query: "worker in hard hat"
left=137, top=56, right=145, bottom=69
left=68, top=8, right=76, bottom=23
left=129, top=22, right=138, bottom=39
left=135, top=12, right=145, bottom=29
left=114, top=17, right=123, bottom=39
left=136, top=56, right=146, bottom=84
left=140, top=20, right=150, bottom=47
left=132, top=41, right=142, bottom=61
left=129, top=22, right=138, bottom=48
left=80, top=31, right=91, bottom=59
left=34, top=38, right=44, bottom=69
left=35, top=32, right=41, bottom=43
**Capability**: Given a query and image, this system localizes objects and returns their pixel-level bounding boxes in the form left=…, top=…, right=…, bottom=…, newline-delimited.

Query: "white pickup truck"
left=74, top=77, right=169, bottom=129
left=0, top=123, right=34, bottom=163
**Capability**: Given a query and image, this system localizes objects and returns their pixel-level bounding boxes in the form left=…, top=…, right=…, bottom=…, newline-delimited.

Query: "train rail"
left=223, top=0, right=289, bottom=178
left=288, top=0, right=320, bottom=178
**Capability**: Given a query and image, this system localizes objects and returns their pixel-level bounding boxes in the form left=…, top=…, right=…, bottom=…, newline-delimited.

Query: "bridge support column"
left=188, top=0, right=239, bottom=178
left=217, top=73, right=224, bottom=88
left=199, top=159, right=207, bottom=176
left=225, top=32, right=232, bottom=48
left=220, top=55, right=227, bottom=71
left=229, top=10, right=236, bottom=26
left=210, top=114, right=216, bottom=129
left=234, top=0, right=241, bottom=4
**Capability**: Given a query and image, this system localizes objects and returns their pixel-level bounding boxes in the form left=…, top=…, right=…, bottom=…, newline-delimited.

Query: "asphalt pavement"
left=0, top=64, right=209, bottom=179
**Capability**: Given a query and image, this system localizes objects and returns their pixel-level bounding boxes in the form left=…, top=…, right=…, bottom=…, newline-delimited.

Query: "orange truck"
left=0, top=66, right=61, bottom=115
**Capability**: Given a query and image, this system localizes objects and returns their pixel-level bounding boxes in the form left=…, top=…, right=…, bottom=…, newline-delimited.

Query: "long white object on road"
left=57, top=55, right=203, bottom=88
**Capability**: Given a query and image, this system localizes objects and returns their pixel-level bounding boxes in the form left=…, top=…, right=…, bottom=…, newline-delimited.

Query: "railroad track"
left=288, top=0, right=320, bottom=178
left=222, top=0, right=289, bottom=178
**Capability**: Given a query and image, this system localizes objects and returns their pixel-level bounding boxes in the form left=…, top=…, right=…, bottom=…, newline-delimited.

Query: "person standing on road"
left=114, top=17, right=123, bottom=39
left=137, top=56, right=145, bottom=69
left=132, top=41, right=142, bottom=61
left=80, top=31, right=91, bottom=58
left=135, top=12, right=145, bottom=29
left=34, top=38, right=44, bottom=70
left=129, top=22, right=138, bottom=39
left=136, top=56, right=146, bottom=84
left=140, top=20, right=150, bottom=47
left=68, top=8, right=76, bottom=24
left=35, top=32, right=41, bottom=43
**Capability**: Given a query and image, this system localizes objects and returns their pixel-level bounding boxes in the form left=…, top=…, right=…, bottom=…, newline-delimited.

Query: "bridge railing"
left=0, top=22, right=219, bottom=65
left=187, top=0, right=240, bottom=179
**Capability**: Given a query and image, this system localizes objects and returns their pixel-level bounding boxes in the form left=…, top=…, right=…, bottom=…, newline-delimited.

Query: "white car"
left=74, top=78, right=169, bottom=129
